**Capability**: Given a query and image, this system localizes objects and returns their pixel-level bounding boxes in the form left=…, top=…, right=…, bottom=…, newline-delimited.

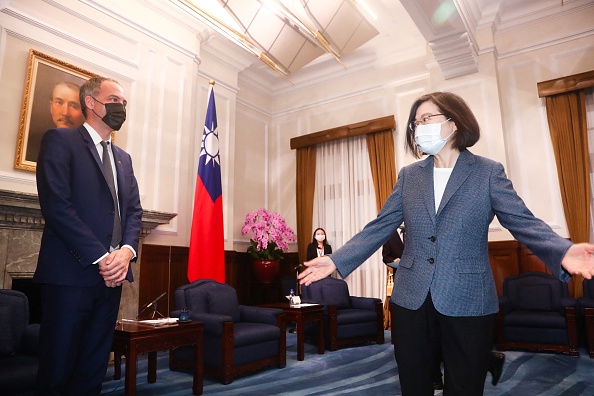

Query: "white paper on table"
left=138, top=317, right=179, bottom=325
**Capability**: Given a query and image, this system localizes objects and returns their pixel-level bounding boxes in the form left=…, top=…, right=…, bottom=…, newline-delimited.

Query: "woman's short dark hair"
left=405, top=92, right=480, bottom=158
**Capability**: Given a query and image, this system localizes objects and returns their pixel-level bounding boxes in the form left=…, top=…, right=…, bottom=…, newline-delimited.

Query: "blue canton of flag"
left=198, top=88, right=222, bottom=203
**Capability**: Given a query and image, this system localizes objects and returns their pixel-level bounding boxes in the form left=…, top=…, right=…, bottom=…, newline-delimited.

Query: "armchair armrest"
left=578, top=297, right=594, bottom=308
left=560, top=297, right=576, bottom=307
left=186, top=312, right=232, bottom=335
left=240, top=306, right=284, bottom=325
left=351, top=296, right=382, bottom=311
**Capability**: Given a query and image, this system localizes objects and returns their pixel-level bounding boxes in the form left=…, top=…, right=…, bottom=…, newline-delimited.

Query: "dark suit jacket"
left=382, top=230, right=404, bottom=264
left=306, top=242, right=332, bottom=261
left=329, top=150, right=572, bottom=317
left=34, top=126, right=143, bottom=287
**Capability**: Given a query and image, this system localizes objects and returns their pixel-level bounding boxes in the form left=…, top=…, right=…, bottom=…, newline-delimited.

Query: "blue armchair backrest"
left=0, top=289, right=30, bottom=356
left=302, top=277, right=352, bottom=309
left=503, top=272, right=567, bottom=312
left=175, top=280, right=241, bottom=322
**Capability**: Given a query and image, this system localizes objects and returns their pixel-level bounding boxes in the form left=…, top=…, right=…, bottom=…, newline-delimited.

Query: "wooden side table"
left=261, top=303, right=324, bottom=361
left=112, top=321, right=203, bottom=395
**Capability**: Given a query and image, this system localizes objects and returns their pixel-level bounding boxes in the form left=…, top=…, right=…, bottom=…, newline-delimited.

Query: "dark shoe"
left=433, top=378, right=444, bottom=390
left=489, top=351, right=505, bottom=386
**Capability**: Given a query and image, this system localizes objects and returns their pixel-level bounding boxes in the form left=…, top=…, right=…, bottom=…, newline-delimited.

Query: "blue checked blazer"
left=330, top=149, right=572, bottom=317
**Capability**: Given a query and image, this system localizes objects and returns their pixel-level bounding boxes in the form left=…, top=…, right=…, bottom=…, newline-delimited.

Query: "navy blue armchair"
left=495, top=272, right=578, bottom=357
left=169, top=280, right=286, bottom=384
left=0, top=289, right=40, bottom=396
left=577, top=278, right=594, bottom=358
left=301, top=276, right=384, bottom=351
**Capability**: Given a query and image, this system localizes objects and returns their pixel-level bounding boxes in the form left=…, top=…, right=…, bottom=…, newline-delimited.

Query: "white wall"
left=0, top=0, right=593, bottom=259
left=234, top=4, right=594, bottom=252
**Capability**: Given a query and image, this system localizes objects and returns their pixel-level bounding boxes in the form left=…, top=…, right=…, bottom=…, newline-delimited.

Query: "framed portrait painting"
left=14, top=49, right=97, bottom=171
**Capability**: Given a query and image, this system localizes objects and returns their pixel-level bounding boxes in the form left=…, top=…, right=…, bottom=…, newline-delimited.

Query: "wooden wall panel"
left=488, top=240, right=576, bottom=298
left=488, top=240, right=520, bottom=296
left=139, top=245, right=300, bottom=314
left=139, top=241, right=576, bottom=314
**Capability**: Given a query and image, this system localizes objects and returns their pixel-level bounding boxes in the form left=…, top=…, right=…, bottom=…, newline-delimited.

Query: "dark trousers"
left=392, top=293, right=494, bottom=396
left=35, top=282, right=122, bottom=396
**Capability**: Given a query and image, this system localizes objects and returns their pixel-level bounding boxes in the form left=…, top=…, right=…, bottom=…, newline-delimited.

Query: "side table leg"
left=114, top=353, right=121, bottom=380
left=193, top=336, right=204, bottom=395
left=148, top=351, right=157, bottom=383
left=317, top=319, right=325, bottom=355
left=297, top=319, right=305, bottom=361
left=125, top=350, right=137, bottom=396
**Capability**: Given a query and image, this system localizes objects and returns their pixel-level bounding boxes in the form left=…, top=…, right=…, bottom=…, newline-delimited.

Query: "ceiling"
left=172, top=0, right=592, bottom=93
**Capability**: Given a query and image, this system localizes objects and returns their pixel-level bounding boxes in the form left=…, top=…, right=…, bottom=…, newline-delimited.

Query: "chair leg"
left=586, top=308, right=594, bottom=358
left=375, top=301, right=385, bottom=344
left=565, top=306, right=579, bottom=357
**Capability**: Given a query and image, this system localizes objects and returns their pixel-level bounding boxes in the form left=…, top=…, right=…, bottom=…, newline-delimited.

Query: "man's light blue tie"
left=100, top=141, right=122, bottom=249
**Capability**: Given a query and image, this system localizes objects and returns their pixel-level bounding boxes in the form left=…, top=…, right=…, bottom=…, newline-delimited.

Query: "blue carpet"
left=101, top=331, right=594, bottom=395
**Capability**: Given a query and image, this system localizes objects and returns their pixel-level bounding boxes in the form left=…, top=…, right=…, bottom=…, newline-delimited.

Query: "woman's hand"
left=561, top=243, right=594, bottom=279
left=298, top=256, right=337, bottom=286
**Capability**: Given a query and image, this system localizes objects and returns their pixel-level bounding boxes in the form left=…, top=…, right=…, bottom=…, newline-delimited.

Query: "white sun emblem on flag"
left=200, top=123, right=220, bottom=166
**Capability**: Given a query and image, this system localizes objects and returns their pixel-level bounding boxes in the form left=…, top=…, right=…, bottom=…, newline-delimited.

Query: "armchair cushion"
left=0, top=306, right=14, bottom=357
left=505, top=311, right=568, bottom=328
left=234, top=322, right=280, bottom=347
left=336, top=309, right=379, bottom=326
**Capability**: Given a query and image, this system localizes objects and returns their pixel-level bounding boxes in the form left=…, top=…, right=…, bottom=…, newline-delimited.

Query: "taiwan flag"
left=187, top=83, right=225, bottom=283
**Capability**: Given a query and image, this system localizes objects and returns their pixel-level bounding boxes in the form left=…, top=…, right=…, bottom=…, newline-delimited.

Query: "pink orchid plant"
left=241, top=208, right=296, bottom=260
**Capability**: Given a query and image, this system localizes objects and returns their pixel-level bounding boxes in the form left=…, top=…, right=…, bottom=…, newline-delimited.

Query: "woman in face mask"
left=306, top=228, right=332, bottom=261
left=299, top=91, right=594, bottom=396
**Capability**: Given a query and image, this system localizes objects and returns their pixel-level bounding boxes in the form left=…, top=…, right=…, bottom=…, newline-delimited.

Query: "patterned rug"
left=101, top=331, right=594, bottom=395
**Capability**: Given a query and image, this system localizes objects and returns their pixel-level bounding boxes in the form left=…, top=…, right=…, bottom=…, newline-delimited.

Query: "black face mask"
left=91, top=98, right=126, bottom=131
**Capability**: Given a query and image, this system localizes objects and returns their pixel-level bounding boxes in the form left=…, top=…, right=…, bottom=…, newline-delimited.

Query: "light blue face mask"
left=414, top=118, right=453, bottom=155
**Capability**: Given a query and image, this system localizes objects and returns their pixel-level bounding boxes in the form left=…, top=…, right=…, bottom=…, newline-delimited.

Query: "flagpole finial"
left=209, top=80, right=215, bottom=86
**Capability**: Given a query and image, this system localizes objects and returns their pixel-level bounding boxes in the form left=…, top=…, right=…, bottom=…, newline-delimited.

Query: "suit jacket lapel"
left=79, top=125, right=123, bottom=207
left=418, top=156, right=437, bottom=226
left=436, top=150, right=476, bottom=217
left=79, top=126, right=104, bottom=173
left=111, top=146, right=127, bottom=218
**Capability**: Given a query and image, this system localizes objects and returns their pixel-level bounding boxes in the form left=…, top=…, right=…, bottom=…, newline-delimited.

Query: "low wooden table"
left=112, top=320, right=203, bottom=395
left=261, top=303, right=324, bottom=361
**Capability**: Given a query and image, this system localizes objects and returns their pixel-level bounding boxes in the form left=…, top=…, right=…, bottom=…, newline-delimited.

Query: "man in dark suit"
left=382, top=227, right=404, bottom=267
left=34, top=76, right=142, bottom=395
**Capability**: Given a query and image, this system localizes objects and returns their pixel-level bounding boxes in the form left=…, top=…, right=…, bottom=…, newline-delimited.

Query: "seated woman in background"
left=306, top=228, right=332, bottom=261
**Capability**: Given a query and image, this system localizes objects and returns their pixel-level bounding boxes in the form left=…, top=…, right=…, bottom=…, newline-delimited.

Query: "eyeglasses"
left=409, top=113, right=445, bottom=131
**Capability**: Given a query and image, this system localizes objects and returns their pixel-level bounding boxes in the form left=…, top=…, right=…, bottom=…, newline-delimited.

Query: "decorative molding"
left=0, top=189, right=177, bottom=237
left=290, top=115, right=395, bottom=150
left=537, top=70, right=594, bottom=98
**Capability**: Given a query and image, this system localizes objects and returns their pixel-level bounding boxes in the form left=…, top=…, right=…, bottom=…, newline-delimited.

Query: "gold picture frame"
left=14, top=49, right=98, bottom=172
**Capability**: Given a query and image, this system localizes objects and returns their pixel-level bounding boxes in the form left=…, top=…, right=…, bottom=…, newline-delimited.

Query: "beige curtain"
left=366, top=130, right=397, bottom=329
left=545, top=91, right=590, bottom=297
left=296, top=146, right=317, bottom=265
